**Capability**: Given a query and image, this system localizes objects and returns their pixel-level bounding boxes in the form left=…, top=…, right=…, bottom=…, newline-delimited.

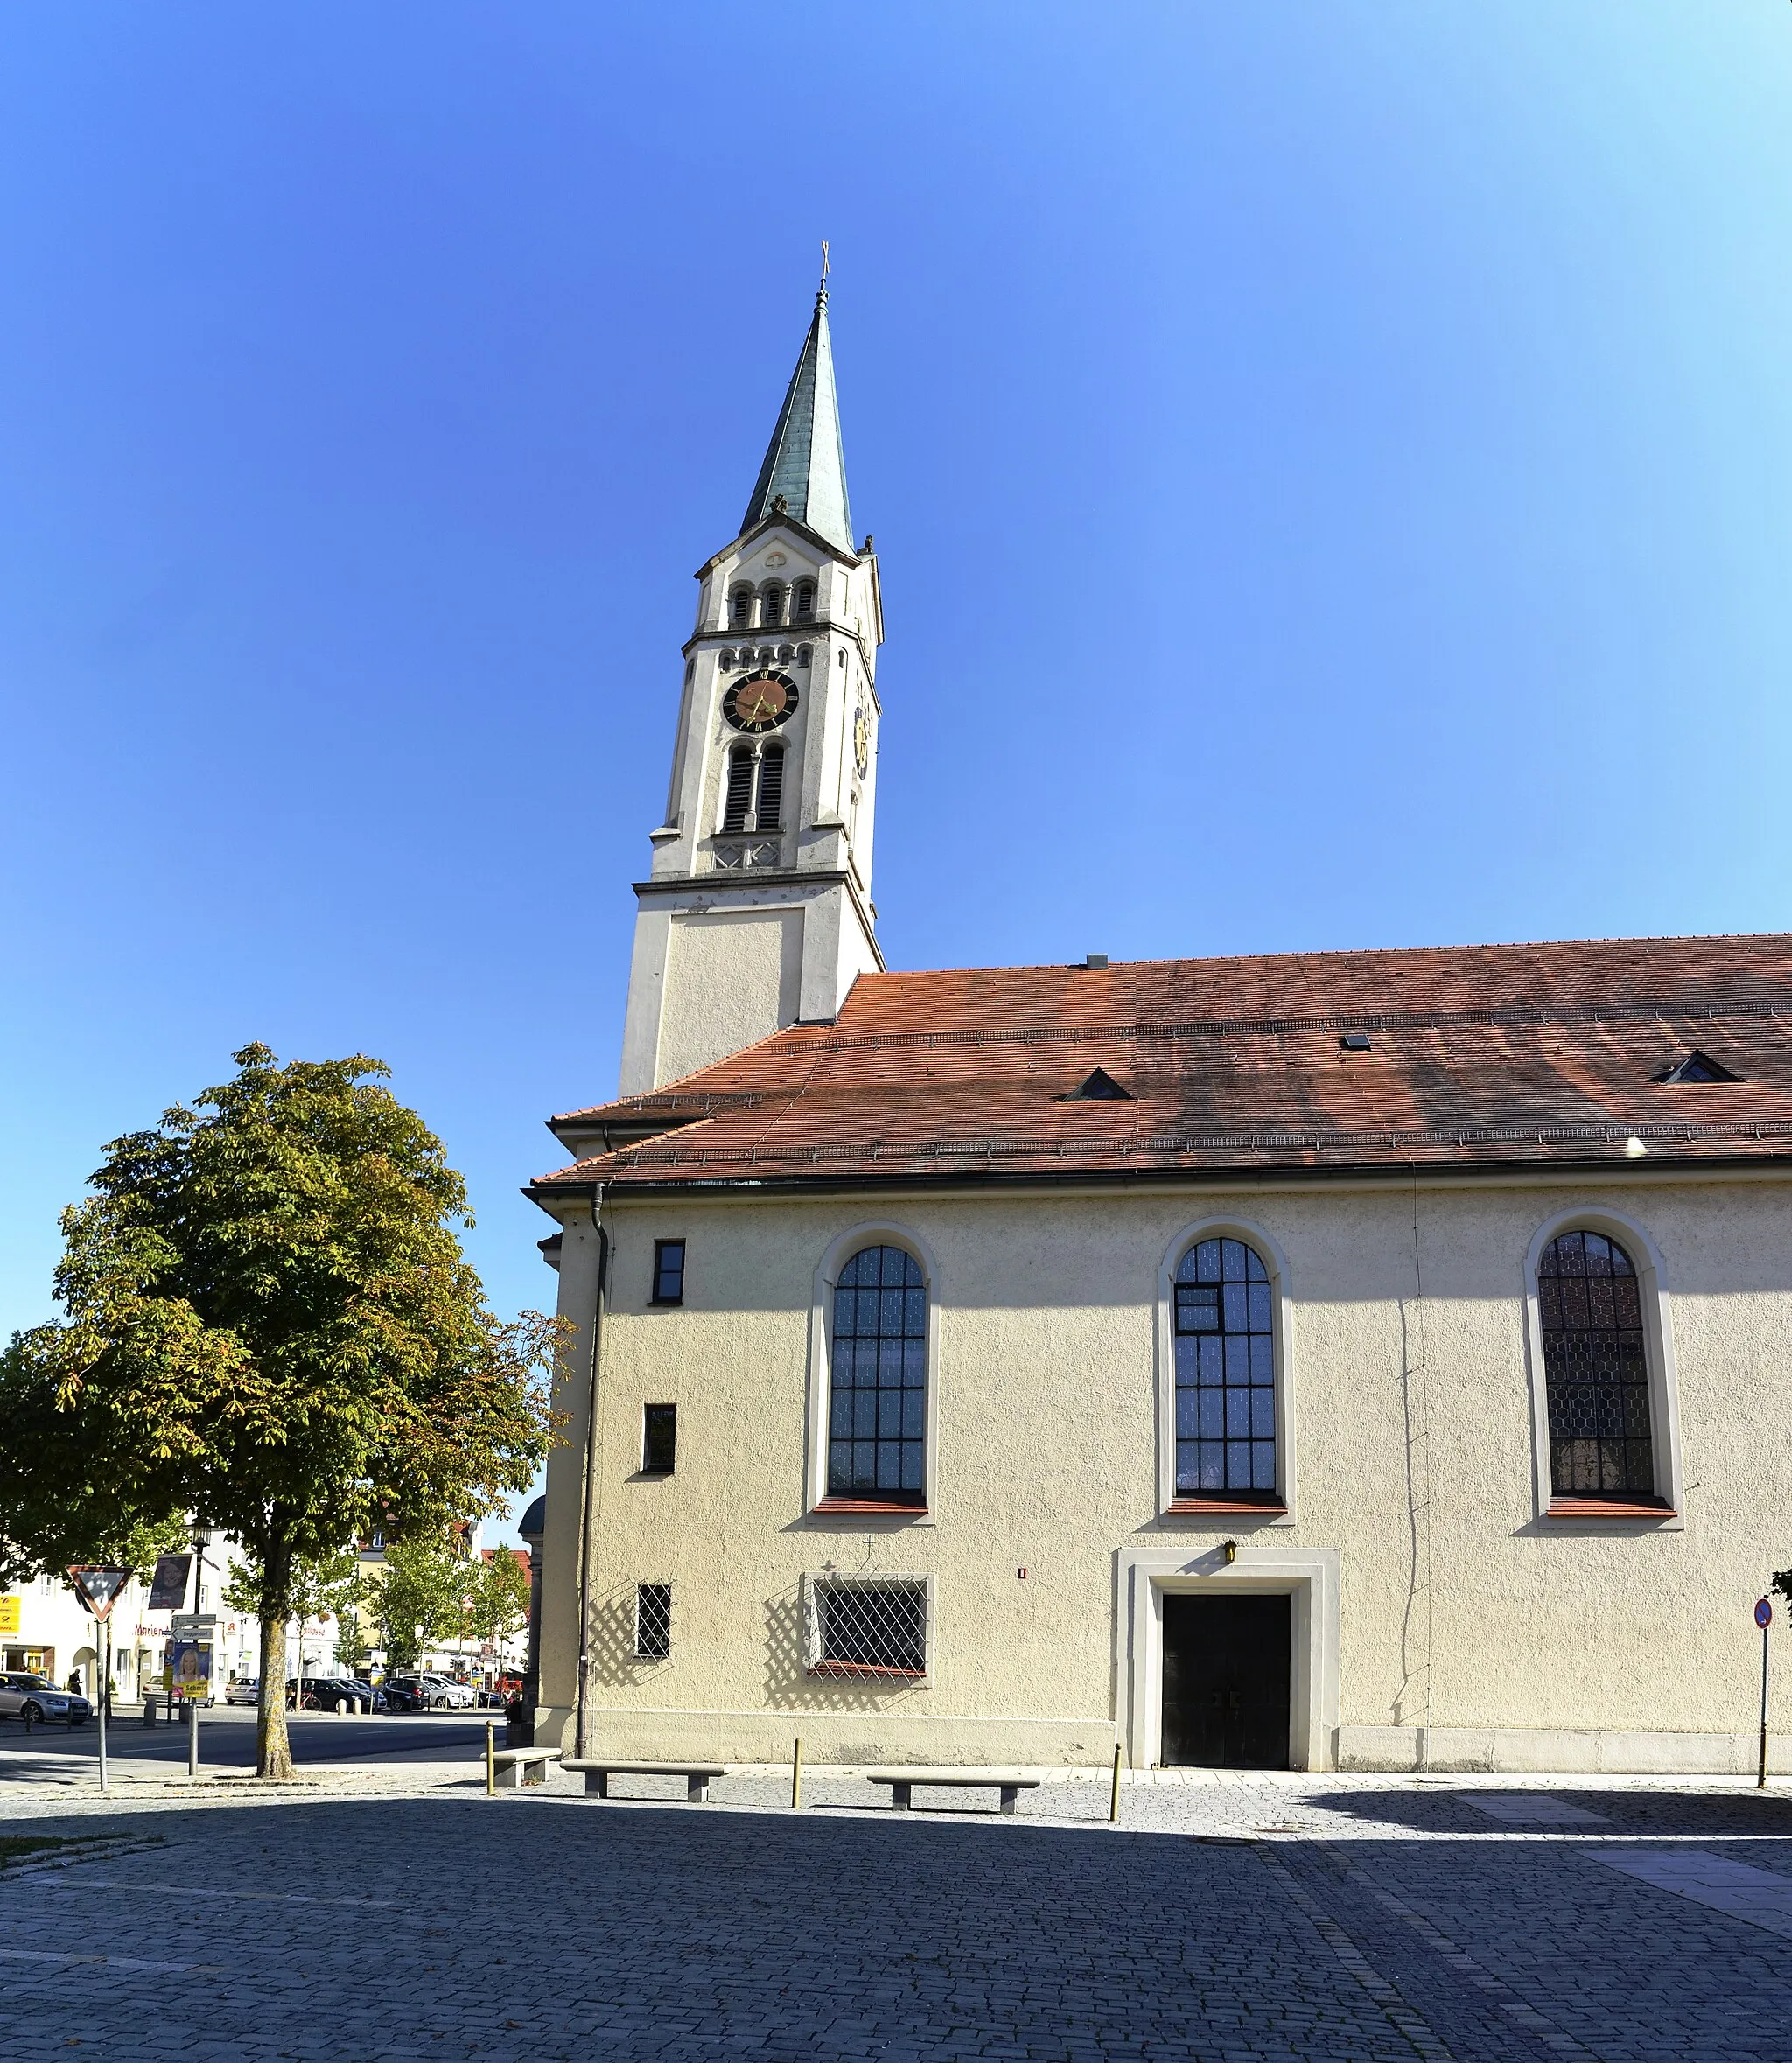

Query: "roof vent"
left=1083, top=953, right=1109, bottom=970
left=1058, top=1066, right=1132, bottom=1102
left=1656, top=1050, right=1741, bottom=1084
left=1340, top=1032, right=1373, bottom=1052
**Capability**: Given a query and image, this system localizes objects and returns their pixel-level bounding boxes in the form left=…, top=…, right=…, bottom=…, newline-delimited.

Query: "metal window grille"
left=803, top=1574, right=929, bottom=1680
left=828, top=1246, right=927, bottom=1503
left=634, top=1584, right=671, bottom=1661
left=1538, top=1230, right=1654, bottom=1495
left=1173, top=1237, right=1277, bottom=1496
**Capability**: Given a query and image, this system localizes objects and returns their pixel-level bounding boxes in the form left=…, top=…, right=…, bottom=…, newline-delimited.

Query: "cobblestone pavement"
left=2, top=1771, right=1790, bottom=2061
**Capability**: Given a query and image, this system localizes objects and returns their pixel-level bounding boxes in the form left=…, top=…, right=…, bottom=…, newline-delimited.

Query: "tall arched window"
left=828, top=1246, right=926, bottom=1506
left=1537, top=1230, right=1653, bottom=1496
left=729, top=585, right=754, bottom=628
left=794, top=579, right=816, bottom=622
left=1173, top=1237, right=1276, bottom=1499
left=754, top=743, right=785, bottom=830
left=760, top=584, right=786, bottom=627
left=720, top=745, right=754, bottom=833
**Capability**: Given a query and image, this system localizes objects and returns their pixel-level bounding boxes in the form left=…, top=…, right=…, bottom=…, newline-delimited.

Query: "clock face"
left=852, top=704, right=872, bottom=780
left=724, top=670, right=797, bottom=733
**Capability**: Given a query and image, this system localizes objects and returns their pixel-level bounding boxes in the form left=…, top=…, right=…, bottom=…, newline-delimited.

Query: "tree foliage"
left=368, top=1535, right=468, bottom=1673
left=0, top=1045, right=563, bottom=1775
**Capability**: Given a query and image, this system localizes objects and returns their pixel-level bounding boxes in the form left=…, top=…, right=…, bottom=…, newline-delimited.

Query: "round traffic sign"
left=1756, top=1598, right=1774, bottom=1631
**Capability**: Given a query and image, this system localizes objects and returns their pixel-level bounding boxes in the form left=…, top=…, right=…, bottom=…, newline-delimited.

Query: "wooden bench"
left=864, top=1767, right=1042, bottom=1816
left=490, top=1745, right=561, bottom=1789
left=562, top=1759, right=730, bottom=1802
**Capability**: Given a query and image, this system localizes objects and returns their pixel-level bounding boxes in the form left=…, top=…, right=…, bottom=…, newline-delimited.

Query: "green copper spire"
left=741, top=282, right=855, bottom=555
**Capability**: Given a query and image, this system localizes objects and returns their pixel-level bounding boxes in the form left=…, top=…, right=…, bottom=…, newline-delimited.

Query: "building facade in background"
left=527, top=289, right=1792, bottom=1776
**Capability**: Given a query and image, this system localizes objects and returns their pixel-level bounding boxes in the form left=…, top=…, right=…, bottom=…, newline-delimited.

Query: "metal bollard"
left=186, top=1698, right=200, bottom=1779
left=790, top=1736, right=803, bottom=1810
left=1110, top=1740, right=1123, bottom=1824
left=485, top=1719, right=496, bottom=1796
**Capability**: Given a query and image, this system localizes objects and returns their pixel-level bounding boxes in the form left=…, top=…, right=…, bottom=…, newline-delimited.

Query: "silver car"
left=224, top=1676, right=260, bottom=1707
left=0, top=1672, right=92, bottom=1726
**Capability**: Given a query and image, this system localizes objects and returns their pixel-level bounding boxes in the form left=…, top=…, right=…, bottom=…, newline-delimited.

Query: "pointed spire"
left=741, top=272, right=855, bottom=555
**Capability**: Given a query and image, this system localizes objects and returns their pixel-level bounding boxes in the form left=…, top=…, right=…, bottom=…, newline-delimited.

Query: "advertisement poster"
left=147, top=1554, right=192, bottom=1612
left=165, top=1638, right=213, bottom=1703
left=0, top=1597, right=18, bottom=1637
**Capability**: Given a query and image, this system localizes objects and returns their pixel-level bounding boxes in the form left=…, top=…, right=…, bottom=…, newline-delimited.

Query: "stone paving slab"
left=0, top=1777, right=1788, bottom=2060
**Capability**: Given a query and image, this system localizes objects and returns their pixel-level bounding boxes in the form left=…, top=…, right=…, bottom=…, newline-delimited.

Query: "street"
left=0, top=1704, right=490, bottom=1777
left=2, top=1773, right=1791, bottom=2060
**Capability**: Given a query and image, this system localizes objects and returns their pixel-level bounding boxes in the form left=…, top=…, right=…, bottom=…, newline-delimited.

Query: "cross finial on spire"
left=818, top=239, right=830, bottom=306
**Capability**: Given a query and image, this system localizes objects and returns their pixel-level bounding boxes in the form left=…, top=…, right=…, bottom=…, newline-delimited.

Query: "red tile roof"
left=530, top=935, right=1792, bottom=1196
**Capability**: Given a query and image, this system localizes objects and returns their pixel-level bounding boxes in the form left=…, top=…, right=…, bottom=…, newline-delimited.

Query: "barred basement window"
left=1173, top=1237, right=1277, bottom=1499
left=803, top=1573, right=928, bottom=1679
left=828, top=1246, right=927, bottom=1505
left=1538, top=1230, right=1654, bottom=1497
left=721, top=746, right=755, bottom=832
left=634, top=1584, right=671, bottom=1661
left=754, top=744, right=785, bottom=830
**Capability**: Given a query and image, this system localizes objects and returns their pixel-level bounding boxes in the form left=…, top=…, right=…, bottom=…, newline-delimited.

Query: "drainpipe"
left=573, top=1184, right=607, bottom=1761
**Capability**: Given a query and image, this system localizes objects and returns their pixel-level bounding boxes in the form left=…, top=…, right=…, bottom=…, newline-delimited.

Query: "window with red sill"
left=825, top=1245, right=926, bottom=1509
left=1538, top=1229, right=1657, bottom=1503
left=1173, top=1237, right=1279, bottom=1506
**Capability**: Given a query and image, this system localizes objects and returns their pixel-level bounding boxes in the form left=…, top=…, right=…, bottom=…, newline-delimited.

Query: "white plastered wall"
left=532, top=1171, right=1792, bottom=1771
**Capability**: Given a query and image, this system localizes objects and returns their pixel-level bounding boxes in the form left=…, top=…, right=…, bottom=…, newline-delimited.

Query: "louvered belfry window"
left=1173, top=1237, right=1278, bottom=1500
left=721, top=746, right=755, bottom=833
left=828, top=1246, right=927, bottom=1505
left=760, top=584, right=785, bottom=626
left=794, top=580, right=816, bottom=622
left=730, top=586, right=753, bottom=627
left=754, top=744, right=785, bottom=830
left=1537, top=1230, right=1654, bottom=1497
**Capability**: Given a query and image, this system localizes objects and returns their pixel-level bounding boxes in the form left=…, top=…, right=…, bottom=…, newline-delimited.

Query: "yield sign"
left=67, top=1567, right=132, bottom=1621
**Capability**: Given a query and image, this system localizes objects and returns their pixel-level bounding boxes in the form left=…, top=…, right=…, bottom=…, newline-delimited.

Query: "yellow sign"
left=0, top=1596, right=19, bottom=1637
left=166, top=1639, right=213, bottom=1703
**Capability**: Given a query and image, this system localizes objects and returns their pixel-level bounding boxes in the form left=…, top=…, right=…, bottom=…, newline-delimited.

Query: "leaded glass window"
left=1537, top=1230, right=1654, bottom=1497
left=828, top=1245, right=927, bottom=1505
left=1173, top=1237, right=1277, bottom=1499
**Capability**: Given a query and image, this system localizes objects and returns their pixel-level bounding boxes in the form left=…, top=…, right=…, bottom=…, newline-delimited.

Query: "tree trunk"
left=256, top=1607, right=293, bottom=1779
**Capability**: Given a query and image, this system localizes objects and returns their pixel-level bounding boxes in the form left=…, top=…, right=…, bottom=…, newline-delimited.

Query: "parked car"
left=284, top=1675, right=370, bottom=1712
left=224, top=1676, right=260, bottom=1707
left=340, top=1677, right=388, bottom=1713
left=0, top=1672, right=92, bottom=1727
left=388, top=1671, right=478, bottom=1710
left=382, top=1675, right=427, bottom=1712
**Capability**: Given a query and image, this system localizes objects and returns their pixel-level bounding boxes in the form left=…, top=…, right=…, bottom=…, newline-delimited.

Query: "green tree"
left=0, top=1045, right=562, bottom=1777
left=369, top=1534, right=467, bottom=1674
left=224, top=1544, right=370, bottom=1690
left=467, top=1545, right=532, bottom=1655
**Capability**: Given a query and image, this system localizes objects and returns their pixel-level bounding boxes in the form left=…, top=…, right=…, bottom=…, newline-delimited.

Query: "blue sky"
left=4, top=3, right=1790, bottom=1522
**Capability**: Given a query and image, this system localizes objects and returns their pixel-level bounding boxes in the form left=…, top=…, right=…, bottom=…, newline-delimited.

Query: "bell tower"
left=616, top=280, right=884, bottom=1096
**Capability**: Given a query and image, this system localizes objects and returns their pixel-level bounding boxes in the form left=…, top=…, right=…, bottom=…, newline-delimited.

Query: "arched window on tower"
left=1536, top=1230, right=1655, bottom=1498
left=760, top=584, right=786, bottom=627
left=828, top=1246, right=927, bottom=1506
left=754, top=743, right=785, bottom=830
left=794, top=579, right=816, bottom=622
left=729, top=585, right=754, bottom=628
left=721, top=745, right=755, bottom=833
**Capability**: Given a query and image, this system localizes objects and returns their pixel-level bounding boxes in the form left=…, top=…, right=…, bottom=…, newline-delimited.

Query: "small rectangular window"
left=641, top=1402, right=676, bottom=1474
left=634, top=1584, right=671, bottom=1661
left=651, top=1239, right=685, bottom=1304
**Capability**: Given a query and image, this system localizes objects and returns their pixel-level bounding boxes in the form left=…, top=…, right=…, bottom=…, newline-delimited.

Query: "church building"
left=528, top=284, right=1792, bottom=1775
